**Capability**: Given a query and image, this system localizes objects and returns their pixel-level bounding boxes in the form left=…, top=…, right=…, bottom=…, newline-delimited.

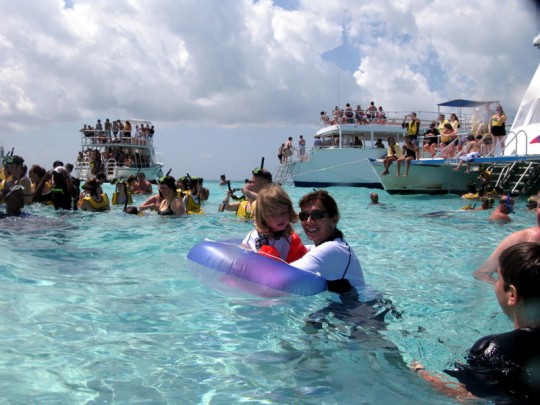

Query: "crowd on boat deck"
left=80, top=119, right=155, bottom=145
left=320, top=101, right=387, bottom=126
left=77, top=146, right=153, bottom=174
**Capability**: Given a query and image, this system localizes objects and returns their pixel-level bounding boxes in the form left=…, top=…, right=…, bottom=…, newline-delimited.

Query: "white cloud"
left=0, top=0, right=538, bottom=180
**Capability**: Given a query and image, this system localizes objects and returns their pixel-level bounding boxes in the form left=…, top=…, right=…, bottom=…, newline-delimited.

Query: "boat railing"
left=80, top=131, right=154, bottom=148
left=318, top=109, right=474, bottom=131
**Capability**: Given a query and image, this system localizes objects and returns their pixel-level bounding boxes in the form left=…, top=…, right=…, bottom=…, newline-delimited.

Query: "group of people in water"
left=2, top=149, right=540, bottom=402
left=0, top=153, right=209, bottom=216
left=218, top=165, right=540, bottom=403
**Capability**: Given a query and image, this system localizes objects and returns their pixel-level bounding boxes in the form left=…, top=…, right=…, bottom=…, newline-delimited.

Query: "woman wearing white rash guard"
left=290, top=189, right=364, bottom=292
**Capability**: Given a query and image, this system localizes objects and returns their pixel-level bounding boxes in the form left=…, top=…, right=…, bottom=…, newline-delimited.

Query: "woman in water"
left=156, top=175, right=184, bottom=216
left=289, top=189, right=365, bottom=292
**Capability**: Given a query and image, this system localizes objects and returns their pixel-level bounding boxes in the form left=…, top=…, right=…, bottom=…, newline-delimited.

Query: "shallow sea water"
left=0, top=182, right=533, bottom=404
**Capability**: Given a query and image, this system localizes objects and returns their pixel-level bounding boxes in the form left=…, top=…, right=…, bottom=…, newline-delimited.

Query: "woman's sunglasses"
left=299, top=210, right=327, bottom=221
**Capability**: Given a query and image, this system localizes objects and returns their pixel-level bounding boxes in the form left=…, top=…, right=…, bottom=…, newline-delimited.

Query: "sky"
left=1, top=0, right=539, bottom=181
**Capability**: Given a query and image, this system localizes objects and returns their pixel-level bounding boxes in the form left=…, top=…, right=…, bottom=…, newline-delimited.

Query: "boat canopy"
left=437, top=99, right=498, bottom=108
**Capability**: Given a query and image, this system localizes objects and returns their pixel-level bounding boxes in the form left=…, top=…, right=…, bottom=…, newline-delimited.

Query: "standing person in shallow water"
left=412, top=242, right=540, bottom=404
left=289, top=189, right=364, bottom=292
left=474, top=193, right=540, bottom=284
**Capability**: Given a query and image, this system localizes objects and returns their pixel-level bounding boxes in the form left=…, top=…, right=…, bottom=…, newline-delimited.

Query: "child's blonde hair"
left=254, top=185, right=298, bottom=237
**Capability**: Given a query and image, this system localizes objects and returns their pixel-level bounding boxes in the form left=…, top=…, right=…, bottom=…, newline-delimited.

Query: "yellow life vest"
left=112, top=189, right=133, bottom=205
left=81, top=193, right=110, bottom=211
left=185, top=194, right=205, bottom=215
left=236, top=200, right=255, bottom=220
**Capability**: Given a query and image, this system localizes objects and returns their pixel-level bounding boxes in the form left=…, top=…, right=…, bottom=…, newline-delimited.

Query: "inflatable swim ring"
left=187, top=239, right=328, bottom=298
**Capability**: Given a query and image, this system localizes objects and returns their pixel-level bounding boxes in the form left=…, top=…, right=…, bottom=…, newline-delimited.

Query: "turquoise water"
left=0, top=182, right=533, bottom=404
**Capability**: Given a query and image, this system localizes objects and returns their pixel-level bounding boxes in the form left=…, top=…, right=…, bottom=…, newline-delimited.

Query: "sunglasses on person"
left=298, top=210, right=327, bottom=221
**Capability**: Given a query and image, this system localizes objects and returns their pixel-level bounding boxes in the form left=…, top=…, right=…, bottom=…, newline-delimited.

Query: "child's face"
left=266, top=207, right=290, bottom=232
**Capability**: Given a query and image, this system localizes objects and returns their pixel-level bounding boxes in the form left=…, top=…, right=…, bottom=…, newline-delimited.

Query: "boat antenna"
left=260, top=157, right=265, bottom=170
left=165, top=168, right=172, bottom=176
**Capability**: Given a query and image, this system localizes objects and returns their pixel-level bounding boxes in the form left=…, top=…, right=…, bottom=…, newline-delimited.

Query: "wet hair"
left=53, top=160, right=64, bottom=168
left=299, top=189, right=340, bottom=221
left=82, top=178, right=100, bottom=194
left=29, top=164, right=47, bottom=179
left=254, top=185, right=297, bottom=237
left=125, top=206, right=140, bottom=215
left=158, top=175, right=177, bottom=190
left=499, top=242, right=540, bottom=317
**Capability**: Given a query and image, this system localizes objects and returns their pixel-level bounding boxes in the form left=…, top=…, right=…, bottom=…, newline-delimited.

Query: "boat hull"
left=370, top=159, right=480, bottom=195
left=291, top=147, right=387, bottom=188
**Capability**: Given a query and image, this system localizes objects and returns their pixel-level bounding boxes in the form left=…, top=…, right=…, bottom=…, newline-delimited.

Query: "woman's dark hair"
left=499, top=242, right=540, bottom=305
left=30, top=164, right=47, bottom=179
left=158, top=175, right=177, bottom=190
left=299, top=189, right=340, bottom=220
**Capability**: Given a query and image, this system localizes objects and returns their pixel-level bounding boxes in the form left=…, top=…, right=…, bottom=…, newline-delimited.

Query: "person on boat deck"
left=0, top=184, right=26, bottom=218
left=376, top=106, right=387, bottom=124
left=422, top=122, right=440, bottom=158
left=439, top=123, right=458, bottom=159
left=78, top=178, right=110, bottom=212
left=489, top=103, right=508, bottom=154
left=156, top=175, right=184, bottom=216
left=452, top=135, right=481, bottom=173
left=354, top=105, right=366, bottom=124
left=219, top=174, right=227, bottom=186
left=413, top=242, right=540, bottom=404
left=320, top=111, right=331, bottom=126
left=221, top=168, right=273, bottom=220
left=396, top=135, right=418, bottom=177
left=32, top=166, right=75, bottom=210
left=332, top=106, right=342, bottom=124
left=298, top=135, right=306, bottom=159
left=282, top=137, right=293, bottom=163
left=288, top=189, right=365, bottom=293
left=402, top=112, right=421, bottom=145
left=242, top=185, right=307, bottom=263
left=366, top=101, right=378, bottom=122
left=343, top=103, right=354, bottom=123
left=381, top=137, right=403, bottom=176
left=123, top=120, right=132, bottom=138
left=374, top=138, right=385, bottom=148
left=132, top=172, right=153, bottom=195
left=437, top=113, right=449, bottom=133
left=1, top=155, right=33, bottom=205
left=474, top=192, right=540, bottom=284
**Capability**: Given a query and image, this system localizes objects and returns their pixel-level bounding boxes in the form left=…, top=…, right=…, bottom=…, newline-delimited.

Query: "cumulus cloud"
left=0, top=0, right=537, bottom=178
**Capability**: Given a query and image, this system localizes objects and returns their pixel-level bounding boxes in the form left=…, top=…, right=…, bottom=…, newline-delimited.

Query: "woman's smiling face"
left=299, top=200, right=338, bottom=245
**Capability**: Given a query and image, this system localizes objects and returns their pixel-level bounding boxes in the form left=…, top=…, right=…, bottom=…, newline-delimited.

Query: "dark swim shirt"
left=445, top=327, right=540, bottom=404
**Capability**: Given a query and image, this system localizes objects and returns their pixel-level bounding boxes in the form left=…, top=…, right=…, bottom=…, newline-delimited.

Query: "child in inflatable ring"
left=242, top=185, right=307, bottom=263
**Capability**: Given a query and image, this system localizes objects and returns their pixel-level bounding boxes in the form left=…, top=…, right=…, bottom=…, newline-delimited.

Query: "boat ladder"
left=273, top=162, right=297, bottom=186
left=493, top=161, right=540, bottom=196
left=77, top=157, right=92, bottom=180
left=106, top=159, right=118, bottom=178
